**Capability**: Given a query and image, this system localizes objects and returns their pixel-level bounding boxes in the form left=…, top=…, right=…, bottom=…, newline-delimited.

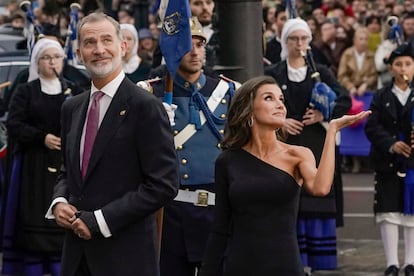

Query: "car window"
left=0, top=63, right=10, bottom=85
left=0, top=63, right=11, bottom=98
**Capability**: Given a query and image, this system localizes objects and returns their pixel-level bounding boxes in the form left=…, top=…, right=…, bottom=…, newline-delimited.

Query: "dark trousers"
left=75, top=255, right=92, bottom=276
left=160, top=250, right=201, bottom=276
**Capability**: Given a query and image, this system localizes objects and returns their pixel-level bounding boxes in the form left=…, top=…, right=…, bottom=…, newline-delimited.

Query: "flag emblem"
left=163, top=12, right=181, bottom=35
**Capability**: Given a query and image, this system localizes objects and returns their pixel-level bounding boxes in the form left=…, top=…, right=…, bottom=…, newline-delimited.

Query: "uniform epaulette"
left=136, top=77, right=162, bottom=94
left=218, top=74, right=242, bottom=90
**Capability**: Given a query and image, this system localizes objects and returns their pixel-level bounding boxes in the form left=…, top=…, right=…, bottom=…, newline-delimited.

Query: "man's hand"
left=53, top=202, right=78, bottom=229
left=71, top=215, right=92, bottom=240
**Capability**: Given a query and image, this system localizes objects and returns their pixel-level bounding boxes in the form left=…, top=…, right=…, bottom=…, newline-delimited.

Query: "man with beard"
left=149, top=17, right=238, bottom=276
left=190, top=0, right=215, bottom=42
left=190, top=0, right=216, bottom=68
left=47, top=12, right=179, bottom=276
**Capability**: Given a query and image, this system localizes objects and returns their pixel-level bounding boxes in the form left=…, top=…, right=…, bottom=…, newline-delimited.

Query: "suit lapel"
left=83, top=80, right=131, bottom=181
left=68, top=92, right=90, bottom=186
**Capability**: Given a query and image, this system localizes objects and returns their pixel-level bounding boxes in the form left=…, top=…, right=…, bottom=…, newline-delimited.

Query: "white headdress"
left=280, top=18, right=312, bottom=60
left=120, top=23, right=140, bottom=73
left=28, top=38, right=64, bottom=82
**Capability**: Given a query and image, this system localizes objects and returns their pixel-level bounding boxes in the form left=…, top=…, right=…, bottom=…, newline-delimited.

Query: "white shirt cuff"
left=45, top=197, right=68, bottom=219
left=94, top=209, right=112, bottom=238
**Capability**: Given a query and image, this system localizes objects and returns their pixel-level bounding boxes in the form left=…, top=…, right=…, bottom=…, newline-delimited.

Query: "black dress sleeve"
left=200, top=152, right=232, bottom=276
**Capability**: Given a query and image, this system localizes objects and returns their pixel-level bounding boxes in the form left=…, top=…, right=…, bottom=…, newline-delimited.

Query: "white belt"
left=174, top=189, right=215, bottom=206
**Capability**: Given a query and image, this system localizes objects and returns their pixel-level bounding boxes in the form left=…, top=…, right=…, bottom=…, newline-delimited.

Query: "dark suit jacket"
left=53, top=76, right=179, bottom=276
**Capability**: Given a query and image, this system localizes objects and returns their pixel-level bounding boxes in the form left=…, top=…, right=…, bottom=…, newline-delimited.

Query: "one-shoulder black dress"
left=201, top=148, right=304, bottom=276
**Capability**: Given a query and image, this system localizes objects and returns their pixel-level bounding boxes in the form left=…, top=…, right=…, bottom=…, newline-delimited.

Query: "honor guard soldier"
left=143, top=17, right=240, bottom=276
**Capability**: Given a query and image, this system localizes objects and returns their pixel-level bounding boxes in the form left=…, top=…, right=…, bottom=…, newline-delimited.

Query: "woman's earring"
left=248, top=116, right=254, bottom=127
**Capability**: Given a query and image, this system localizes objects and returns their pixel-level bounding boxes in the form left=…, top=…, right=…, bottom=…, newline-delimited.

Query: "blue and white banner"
left=159, top=0, right=192, bottom=79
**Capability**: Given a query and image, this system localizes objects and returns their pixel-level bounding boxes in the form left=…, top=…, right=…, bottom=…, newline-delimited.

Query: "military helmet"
left=190, top=16, right=207, bottom=42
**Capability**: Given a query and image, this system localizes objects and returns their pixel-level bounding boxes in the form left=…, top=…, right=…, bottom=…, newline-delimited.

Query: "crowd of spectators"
left=0, top=0, right=410, bottom=176
left=263, top=0, right=414, bottom=172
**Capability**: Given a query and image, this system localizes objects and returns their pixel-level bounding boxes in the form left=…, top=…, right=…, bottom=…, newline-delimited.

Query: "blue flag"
left=65, top=3, right=80, bottom=65
left=404, top=108, right=414, bottom=215
left=159, top=0, right=192, bottom=79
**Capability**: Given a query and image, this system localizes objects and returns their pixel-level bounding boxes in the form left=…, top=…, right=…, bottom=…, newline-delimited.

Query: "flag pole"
left=163, top=72, right=174, bottom=105
left=157, top=72, right=174, bottom=261
left=157, top=0, right=192, bottom=261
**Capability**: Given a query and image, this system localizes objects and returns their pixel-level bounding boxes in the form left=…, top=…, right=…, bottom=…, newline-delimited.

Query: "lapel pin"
left=281, top=84, right=287, bottom=90
left=386, top=102, right=390, bottom=107
left=120, top=110, right=126, bottom=116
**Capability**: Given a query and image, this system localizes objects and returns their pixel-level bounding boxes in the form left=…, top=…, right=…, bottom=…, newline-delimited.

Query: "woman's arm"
left=299, top=111, right=371, bottom=195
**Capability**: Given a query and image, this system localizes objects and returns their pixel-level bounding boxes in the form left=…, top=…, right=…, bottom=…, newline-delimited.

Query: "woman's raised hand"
left=329, top=111, right=372, bottom=133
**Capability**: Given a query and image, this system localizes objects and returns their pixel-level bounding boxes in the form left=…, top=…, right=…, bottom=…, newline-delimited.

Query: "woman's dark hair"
left=221, top=76, right=279, bottom=150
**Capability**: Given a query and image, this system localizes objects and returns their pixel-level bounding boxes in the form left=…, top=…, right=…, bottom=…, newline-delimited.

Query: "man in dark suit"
left=46, top=12, right=179, bottom=276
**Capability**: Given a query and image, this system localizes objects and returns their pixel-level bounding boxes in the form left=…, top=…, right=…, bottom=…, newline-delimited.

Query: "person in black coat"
left=264, top=4, right=286, bottom=65
left=365, top=42, right=414, bottom=276
left=2, top=37, right=76, bottom=276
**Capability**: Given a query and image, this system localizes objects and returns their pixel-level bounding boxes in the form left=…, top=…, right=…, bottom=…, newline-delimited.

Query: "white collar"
left=39, top=77, right=62, bottom=95
left=91, top=71, right=125, bottom=99
left=392, top=83, right=411, bottom=106
left=287, top=60, right=307, bottom=82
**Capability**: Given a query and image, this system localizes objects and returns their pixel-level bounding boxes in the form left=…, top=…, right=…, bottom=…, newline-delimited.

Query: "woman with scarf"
left=264, top=18, right=351, bottom=273
left=120, top=23, right=151, bottom=83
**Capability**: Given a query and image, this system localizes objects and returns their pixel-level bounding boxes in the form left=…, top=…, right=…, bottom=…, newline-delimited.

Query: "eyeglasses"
left=287, top=36, right=310, bottom=43
left=39, top=55, right=64, bottom=62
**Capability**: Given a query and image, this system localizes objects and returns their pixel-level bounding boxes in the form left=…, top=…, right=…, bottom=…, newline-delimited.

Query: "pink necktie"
left=81, top=91, right=104, bottom=179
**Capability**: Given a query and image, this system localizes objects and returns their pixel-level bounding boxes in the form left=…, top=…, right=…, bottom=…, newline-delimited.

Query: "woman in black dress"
left=2, top=38, right=75, bottom=276
left=200, top=76, right=369, bottom=275
left=265, top=17, right=351, bottom=272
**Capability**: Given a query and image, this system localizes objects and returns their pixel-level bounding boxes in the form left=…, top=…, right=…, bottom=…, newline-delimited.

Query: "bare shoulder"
left=285, top=144, right=313, bottom=159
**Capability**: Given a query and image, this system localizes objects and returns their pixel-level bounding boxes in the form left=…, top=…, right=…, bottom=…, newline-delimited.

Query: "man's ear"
left=76, top=48, right=83, bottom=63
left=120, top=40, right=127, bottom=57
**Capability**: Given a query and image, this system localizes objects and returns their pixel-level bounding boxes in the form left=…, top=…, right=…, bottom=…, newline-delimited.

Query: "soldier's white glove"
left=162, top=102, right=177, bottom=126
